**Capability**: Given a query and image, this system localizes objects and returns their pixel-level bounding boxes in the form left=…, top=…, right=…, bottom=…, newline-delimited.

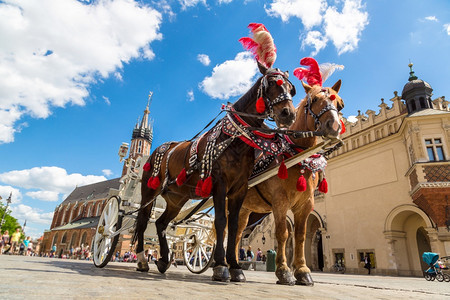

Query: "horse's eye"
left=312, top=97, right=318, bottom=103
left=268, top=81, right=275, bottom=87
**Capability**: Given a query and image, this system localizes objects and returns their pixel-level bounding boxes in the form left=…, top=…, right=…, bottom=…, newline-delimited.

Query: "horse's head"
left=294, top=79, right=344, bottom=139
left=257, top=61, right=296, bottom=128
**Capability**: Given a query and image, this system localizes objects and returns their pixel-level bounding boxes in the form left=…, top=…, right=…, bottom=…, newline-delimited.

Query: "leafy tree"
left=0, top=202, right=21, bottom=235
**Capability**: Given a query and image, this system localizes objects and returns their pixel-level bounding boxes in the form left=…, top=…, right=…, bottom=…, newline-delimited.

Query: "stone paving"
left=1, top=255, right=449, bottom=299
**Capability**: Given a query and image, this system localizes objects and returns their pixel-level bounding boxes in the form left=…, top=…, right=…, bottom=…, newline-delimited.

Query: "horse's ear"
left=331, top=79, right=342, bottom=93
left=257, top=60, right=268, bottom=75
left=302, top=81, right=312, bottom=93
left=284, top=70, right=289, bottom=78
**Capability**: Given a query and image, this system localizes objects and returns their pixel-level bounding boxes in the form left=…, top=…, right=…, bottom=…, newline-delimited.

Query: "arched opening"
left=52, top=233, right=59, bottom=246
left=419, top=97, right=426, bottom=108
left=80, top=232, right=87, bottom=247
left=70, top=232, right=78, bottom=249
left=306, top=212, right=325, bottom=271
left=384, top=205, right=435, bottom=276
left=416, top=227, right=431, bottom=271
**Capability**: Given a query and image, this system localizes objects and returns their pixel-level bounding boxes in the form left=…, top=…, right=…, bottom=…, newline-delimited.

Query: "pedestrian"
left=1, top=230, right=9, bottom=254
left=27, top=238, right=33, bottom=256
left=239, top=246, right=246, bottom=261
left=22, top=236, right=30, bottom=256
left=256, top=248, right=262, bottom=261
left=10, top=228, right=21, bottom=255
left=364, top=254, right=371, bottom=275
left=246, top=246, right=254, bottom=261
left=51, top=244, right=57, bottom=257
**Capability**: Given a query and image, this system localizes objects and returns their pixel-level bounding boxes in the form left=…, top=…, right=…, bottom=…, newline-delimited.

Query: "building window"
left=358, top=250, right=376, bottom=269
left=425, top=138, right=445, bottom=161
left=86, top=205, right=91, bottom=218
left=138, top=140, right=142, bottom=153
left=95, top=203, right=101, bottom=216
left=61, top=233, right=67, bottom=244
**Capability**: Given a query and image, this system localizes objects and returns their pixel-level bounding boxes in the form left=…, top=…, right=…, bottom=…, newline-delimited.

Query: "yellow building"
left=245, top=64, right=450, bottom=276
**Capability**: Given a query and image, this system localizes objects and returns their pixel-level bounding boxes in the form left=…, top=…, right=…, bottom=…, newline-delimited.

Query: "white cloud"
left=179, top=0, right=207, bottom=10
left=347, top=115, right=357, bottom=123
left=102, top=96, right=111, bottom=106
left=102, top=169, right=113, bottom=177
left=199, top=52, right=259, bottom=100
left=444, top=24, right=450, bottom=35
left=302, top=30, right=328, bottom=56
left=0, top=185, right=22, bottom=204
left=114, top=72, right=123, bottom=81
left=155, top=0, right=176, bottom=21
left=425, top=16, right=438, bottom=22
left=197, top=54, right=211, bottom=66
left=187, top=89, right=195, bottom=101
left=323, top=0, right=369, bottom=54
left=10, top=204, right=54, bottom=226
left=0, top=166, right=107, bottom=196
left=265, top=0, right=326, bottom=29
left=26, top=190, right=59, bottom=202
left=0, top=0, right=162, bottom=144
left=266, top=0, right=368, bottom=55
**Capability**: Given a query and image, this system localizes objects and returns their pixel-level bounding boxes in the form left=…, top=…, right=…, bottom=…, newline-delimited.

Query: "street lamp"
left=1, top=192, right=12, bottom=230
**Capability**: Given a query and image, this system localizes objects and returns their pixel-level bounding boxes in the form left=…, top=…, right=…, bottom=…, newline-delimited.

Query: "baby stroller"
left=422, top=252, right=450, bottom=282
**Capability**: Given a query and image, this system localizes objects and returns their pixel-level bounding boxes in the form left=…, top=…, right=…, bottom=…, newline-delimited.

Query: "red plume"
left=256, top=97, right=265, bottom=113
left=293, top=57, right=322, bottom=86
left=176, top=168, right=187, bottom=186
left=239, top=23, right=277, bottom=68
left=195, top=179, right=204, bottom=197
left=201, top=176, right=213, bottom=198
left=143, top=162, right=151, bottom=172
left=296, top=175, right=307, bottom=192
left=318, top=178, right=328, bottom=193
left=277, top=160, right=288, bottom=179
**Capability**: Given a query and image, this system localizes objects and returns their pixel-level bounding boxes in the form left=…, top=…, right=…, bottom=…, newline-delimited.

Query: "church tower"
left=401, top=63, right=434, bottom=114
left=122, top=92, right=154, bottom=175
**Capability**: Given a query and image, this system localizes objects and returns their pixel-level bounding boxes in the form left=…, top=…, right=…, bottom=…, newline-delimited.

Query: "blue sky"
left=0, top=0, right=449, bottom=238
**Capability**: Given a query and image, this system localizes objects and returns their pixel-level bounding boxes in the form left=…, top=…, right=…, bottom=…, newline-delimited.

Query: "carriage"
left=92, top=137, right=341, bottom=274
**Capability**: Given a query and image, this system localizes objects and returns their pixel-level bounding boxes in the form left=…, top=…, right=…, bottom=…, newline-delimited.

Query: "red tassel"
left=176, top=168, right=187, bottom=186
left=201, top=176, right=213, bottom=198
left=276, top=79, right=283, bottom=86
left=256, top=97, right=265, bottom=113
left=143, top=162, right=151, bottom=172
left=318, top=178, right=328, bottom=193
left=195, top=179, right=204, bottom=197
left=330, top=94, right=336, bottom=100
left=296, top=175, right=307, bottom=192
left=340, top=119, right=346, bottom=134
left=277, top=160, right=288, bottom=179
left=148, top=176, right=160, bottom=190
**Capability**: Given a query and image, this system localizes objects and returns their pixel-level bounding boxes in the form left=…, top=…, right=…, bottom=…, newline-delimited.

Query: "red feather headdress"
left=239, top=23, right=277, bottom=68
left=293, top=57, right=344, bottom=86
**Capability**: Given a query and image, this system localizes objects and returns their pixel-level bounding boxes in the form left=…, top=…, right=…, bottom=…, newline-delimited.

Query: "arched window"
left=95, top=202, right=101, bottom=216
left=52, top=233, right=59, bottom=246
left=419, top=97, right=426, bottom=108
left=86, top=205, right=92, bottom=218
left=61, top=233, right=67, bottom=244
left=70, top=232, right=78, bottom=248
left=80, top=232, right=87, bottom=247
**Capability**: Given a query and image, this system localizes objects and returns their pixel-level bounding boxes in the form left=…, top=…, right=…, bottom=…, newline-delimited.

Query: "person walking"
left=246, top=246, right=254, bottom=261
left=364, top=254, right=372, bottom=275
left=239, top=246, right=246, bottom=261
left=10, top=228, right=21, bottom=255
left=256, top=248, right=262, bottom=261
left=1, top=230, right=10, bottom=254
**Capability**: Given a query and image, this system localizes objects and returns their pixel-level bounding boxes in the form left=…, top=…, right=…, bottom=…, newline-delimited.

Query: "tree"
left=0, top=202, right=21, bottom=235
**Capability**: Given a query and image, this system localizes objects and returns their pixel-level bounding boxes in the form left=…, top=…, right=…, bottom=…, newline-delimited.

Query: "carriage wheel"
left=93, top=196, right=122, bottom=268
left=183, top=227, right=216, bottom=274
left=436, top=273, right=444, bottom=282
left=443, top=274, right=450, bottom=282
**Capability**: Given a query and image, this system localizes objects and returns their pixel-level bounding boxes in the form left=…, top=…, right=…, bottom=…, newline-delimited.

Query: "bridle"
left=304, top=88, right=339, bottom=131
left=258, top=70, right=295, bottom=121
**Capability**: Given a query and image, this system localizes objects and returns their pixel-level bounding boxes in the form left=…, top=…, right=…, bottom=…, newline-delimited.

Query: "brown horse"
left=134, top=61, right=297, bottom=282
left=235, top=79, right=344, bottom=285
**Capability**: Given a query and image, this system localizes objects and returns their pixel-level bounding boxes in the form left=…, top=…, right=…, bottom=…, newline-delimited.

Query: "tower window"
left=138, top=140, right=142, bottom=153
left=425, top=138, right=445, bottom=161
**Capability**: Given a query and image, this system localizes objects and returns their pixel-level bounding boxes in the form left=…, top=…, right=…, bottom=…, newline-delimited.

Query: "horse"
left=235, top=77, right=344, bottom=286
left=133, top=60, right=297, bottom=282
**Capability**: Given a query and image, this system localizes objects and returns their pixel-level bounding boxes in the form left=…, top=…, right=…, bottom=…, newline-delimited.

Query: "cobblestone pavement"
left=1, top=255, right=449, bottom=300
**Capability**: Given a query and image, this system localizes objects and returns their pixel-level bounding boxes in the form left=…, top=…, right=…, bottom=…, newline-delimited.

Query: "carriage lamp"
left=262, top=234, right=266, bottom=245
left=118, top=143, right=129, bottom=162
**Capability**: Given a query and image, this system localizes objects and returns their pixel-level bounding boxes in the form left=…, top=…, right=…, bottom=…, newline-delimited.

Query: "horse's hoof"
left=295, top=272, right=314, bottom=286
left=136, top=261, right=149, bottom=272
left=275, top=269, right=295, bottom=286
left=155, top=260, right=170, bottom=274
left=212, top=265, right=230, bottom=282
left=230, top=268, right=246, bottom=282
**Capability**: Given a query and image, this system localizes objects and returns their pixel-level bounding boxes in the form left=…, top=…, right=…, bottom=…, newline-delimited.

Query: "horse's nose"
left=280, top=107, right=290, bottom=118
left=324, top=118, right=340, bottom=137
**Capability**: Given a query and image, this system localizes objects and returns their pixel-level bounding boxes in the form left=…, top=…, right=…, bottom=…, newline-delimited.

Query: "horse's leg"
left=135, top=197, right=154, bottom=272
left=272, top=205, right=296, bottom=285
left=211, top=182, right=230, bottom=282
left=226, top=195, right=246, bottom=282
left=292, top=200, right=314, bottom=286
left=154, top=201, right=184, bottom=274
left=235, top=208, right=251, bottom=260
